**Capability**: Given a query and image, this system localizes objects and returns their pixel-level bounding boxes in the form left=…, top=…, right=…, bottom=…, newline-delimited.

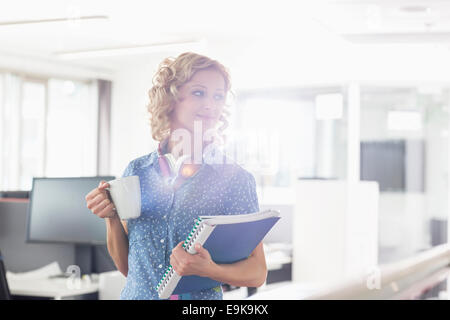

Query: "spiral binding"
left=156, top=217, right=204, bottom=295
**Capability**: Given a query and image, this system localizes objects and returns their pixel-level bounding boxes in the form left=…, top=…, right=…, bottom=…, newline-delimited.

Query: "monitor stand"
left=75, top=244, right=95, bottom=276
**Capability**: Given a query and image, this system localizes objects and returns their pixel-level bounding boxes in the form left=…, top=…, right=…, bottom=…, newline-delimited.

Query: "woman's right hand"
left=85, top=180, right=117, bottom=219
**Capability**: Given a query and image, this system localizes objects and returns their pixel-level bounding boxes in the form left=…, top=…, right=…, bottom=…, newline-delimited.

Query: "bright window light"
left=387, top=110, right=422, bottom=131
left=315, top=93, right=343, bottom=120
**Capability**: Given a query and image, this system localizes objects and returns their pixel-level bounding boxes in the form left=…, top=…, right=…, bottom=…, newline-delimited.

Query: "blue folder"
left=157, top=210, right=281, bottom=297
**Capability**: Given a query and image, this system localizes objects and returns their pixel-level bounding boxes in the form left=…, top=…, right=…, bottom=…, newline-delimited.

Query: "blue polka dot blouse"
left=119, top=147, right=260, bottom=300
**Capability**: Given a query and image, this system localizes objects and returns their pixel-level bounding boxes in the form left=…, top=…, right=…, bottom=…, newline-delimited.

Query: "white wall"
left=425, top=97, right=449, bottom=221
left=110, top=63, right=159, bottom=177
left=293, top=180, right=379, bottom=284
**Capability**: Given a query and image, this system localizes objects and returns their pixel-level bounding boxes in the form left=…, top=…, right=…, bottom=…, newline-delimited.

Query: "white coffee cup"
left=106, top=175, right=141, bottom=220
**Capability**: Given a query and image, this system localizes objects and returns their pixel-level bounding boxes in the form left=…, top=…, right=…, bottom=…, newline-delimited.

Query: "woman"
left=85, top=52, right=267, bottom=300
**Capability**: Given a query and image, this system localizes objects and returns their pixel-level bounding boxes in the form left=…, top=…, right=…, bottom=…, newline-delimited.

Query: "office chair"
left=0, top=250, right=11, bottom=300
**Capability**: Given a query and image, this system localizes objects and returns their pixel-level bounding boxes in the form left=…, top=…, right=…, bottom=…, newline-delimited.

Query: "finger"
left=195, top=243, right=203, bottom=252
left=173, top=245, right=191, bottom=265
left=92, top=198, right=111, bottom=215
left=85, top=187, right=101, bottom=201
left=91, top=193, right=106, bottom=206
left=172, top=241, right=184, bottom=254
left=97, top=202, right=116, bottom=218
left=171, top=244, right=182, bottom=259
left=194, top=243, right=208, bottom=257
left=99, top=182, right=110, bottom=190
left=87, top=188, right=106, bottom=204
left=87, top=193, right=107, bottom=210
left=170, top=254, right=180, bottom=273
left=171, top=254, right=189, bottom=276
left=170, top=253, right=177, bottom=265
left=178, top=242, right=191, bottom=258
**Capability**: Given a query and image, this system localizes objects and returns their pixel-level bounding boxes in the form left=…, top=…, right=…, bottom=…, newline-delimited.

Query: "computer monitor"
left=0, top=250, right=11, bottom=300
left=26, top=176, right=115, bottom=245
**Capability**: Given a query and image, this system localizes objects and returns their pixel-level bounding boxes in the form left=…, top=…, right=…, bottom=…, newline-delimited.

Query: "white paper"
left=6, top=261, right=62, bottom=281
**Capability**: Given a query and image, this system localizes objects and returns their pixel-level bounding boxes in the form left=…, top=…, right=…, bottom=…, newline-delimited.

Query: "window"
left=45, top=79, right=98, bottom=177
left=0, top=72, right=99, bottom=191
left=230, top=89, right=347, bottom=189
left=20, top=80, right=46, bottom=189
left=360, top=86, right=450, bottom=263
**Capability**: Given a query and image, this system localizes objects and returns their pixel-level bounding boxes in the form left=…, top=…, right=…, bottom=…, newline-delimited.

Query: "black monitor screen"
left=27, top=176, right=115, bottom=245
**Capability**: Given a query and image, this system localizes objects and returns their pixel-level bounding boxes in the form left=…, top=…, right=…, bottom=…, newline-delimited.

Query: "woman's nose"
left=204, top=95, right=222, bottom=109
left=202, top=96, right=215, bottom=110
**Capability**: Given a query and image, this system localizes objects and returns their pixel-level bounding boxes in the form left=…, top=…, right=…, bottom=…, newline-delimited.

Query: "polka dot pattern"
left=119, top=148, right=260, bottom=300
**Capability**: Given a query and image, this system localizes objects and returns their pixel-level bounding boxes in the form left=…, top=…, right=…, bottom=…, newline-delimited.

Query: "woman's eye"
left=192, top=90, right=204, bottom=97
left=192, top=90, right=224, bottom=101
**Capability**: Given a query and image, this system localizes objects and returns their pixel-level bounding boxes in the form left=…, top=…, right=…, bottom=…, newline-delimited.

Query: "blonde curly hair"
left=147, top=52, right=232, bottom=143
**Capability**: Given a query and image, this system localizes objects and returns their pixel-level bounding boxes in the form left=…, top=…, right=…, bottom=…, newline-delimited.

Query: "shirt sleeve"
left=121, top=160, right=135, bottom=178
left=224, top=170, right=260, bottom=215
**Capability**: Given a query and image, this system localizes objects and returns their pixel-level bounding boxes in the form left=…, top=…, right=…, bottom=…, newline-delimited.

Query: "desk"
left=267, top=255, right=292, bottom=271
left=9, top=277, right=99, bottom=300
left=8, top=248, right=291, bottom=300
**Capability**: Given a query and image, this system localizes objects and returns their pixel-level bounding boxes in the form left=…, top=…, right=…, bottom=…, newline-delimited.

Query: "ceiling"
left=1, top=0, right=450, bottom=73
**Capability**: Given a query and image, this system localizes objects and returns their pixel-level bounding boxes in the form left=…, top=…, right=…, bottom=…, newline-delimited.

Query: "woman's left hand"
left=170, top=241, right=216, bottom=277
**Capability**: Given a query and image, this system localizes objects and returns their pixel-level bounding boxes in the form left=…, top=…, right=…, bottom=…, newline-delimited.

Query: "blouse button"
left=160, top=239, right=165, bottom=243
left=158, top=264, right=163, bottom=268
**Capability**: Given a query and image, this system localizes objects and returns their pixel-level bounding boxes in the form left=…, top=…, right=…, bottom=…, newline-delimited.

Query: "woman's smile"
left=195, top=114, right=215, bottom=120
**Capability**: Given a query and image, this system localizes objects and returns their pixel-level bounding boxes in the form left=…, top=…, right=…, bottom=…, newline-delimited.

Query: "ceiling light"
left=0, top=15, right=108, bottom=26
left=400, top=6, right=430, bottom=13
left=54, top=39, right=207, bottom=60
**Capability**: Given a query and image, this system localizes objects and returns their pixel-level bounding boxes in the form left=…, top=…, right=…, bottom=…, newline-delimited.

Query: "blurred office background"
left=1, top=0, right=450, bottom=299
